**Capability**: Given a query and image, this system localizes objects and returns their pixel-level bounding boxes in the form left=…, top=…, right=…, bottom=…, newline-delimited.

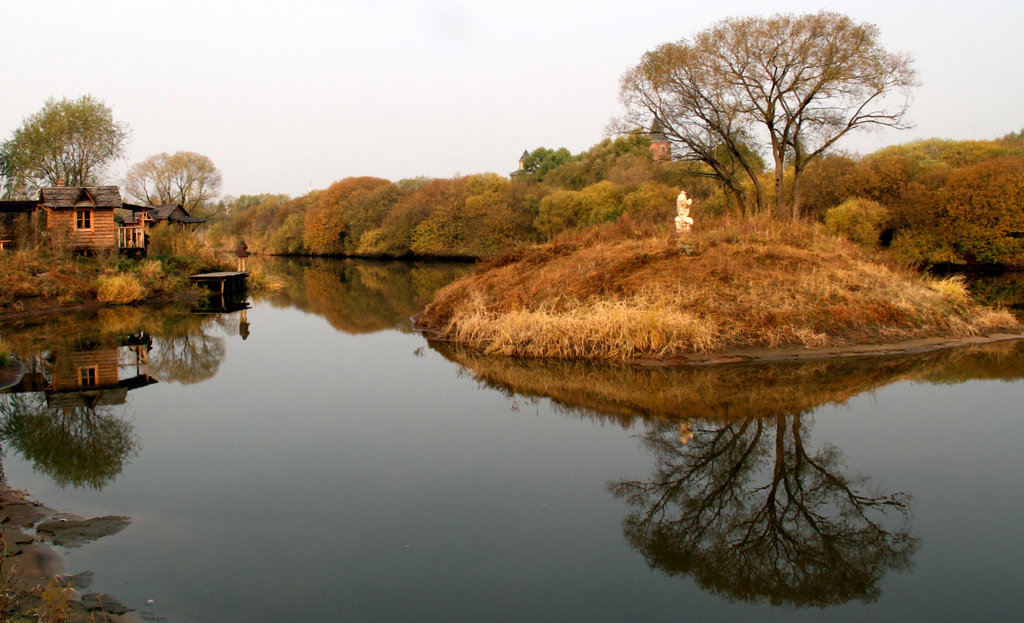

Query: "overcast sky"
left=3, top=0, right=1021, bottom=198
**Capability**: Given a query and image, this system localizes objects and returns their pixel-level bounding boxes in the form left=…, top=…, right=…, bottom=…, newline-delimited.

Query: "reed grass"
left=419, top=218, right=1022, bottom=361
left=0, top=234, right=230, bottom=315
left=245, top=264, right=286, bottom=295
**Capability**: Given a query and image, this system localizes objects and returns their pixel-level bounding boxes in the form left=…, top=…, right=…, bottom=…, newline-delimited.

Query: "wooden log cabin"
left=0, top=186, right=204, bottom=254
left=39, top=186, right=123, bottom=252
left=118, top=202, right=207, bottom=248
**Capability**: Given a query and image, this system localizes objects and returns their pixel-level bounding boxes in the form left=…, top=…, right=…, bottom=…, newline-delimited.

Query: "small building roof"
left=649, top=120, right=669, bottom=143
left=148, top=204, right=206, bottom=224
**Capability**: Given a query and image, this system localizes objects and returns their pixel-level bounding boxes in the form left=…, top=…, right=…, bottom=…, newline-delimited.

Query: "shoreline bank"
left=0, top=293, right=205, bottom=324
left=415, top=312, right=1024, bottom=367
left=0, top=484, right=141, bottom=622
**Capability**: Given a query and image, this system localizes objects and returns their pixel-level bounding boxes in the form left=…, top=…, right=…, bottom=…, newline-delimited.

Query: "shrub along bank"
left=0, top=226, right=230, bottom=317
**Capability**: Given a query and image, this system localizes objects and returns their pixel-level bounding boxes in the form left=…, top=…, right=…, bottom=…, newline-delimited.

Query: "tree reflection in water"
left=609, top=415, right=915, bottom=606
left=258, top=257, right=473, bottom=334
left=0, top=303, right=234, bottom=490
left=148, top=332, right=225, bottom=385
left=0, top=394, right=136, bottom=490
left=432, top=338, right=1024, bottom=607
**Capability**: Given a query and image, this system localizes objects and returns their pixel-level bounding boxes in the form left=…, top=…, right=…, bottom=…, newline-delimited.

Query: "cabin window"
left=76, top=209, right=92, bottom=229
left=78, top=366, right=98, bottom=387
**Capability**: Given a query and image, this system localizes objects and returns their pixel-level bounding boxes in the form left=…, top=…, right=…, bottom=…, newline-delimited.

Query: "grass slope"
left=418, top=218, right=1021, bottom=362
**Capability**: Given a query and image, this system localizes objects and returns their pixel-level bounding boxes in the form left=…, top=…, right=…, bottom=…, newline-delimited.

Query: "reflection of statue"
left=675, top=191, right=693, bottom=234
left=610, top=417, right=916, bottom=607
left=677, top=421, right=693, bottom=445
left=239, top=309, right=250, bottom=341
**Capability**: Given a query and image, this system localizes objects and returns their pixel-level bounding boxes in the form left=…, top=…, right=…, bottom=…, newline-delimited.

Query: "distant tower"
left=650, top=120, right=671, bottom=162
left=511, top=149, right=532, bottom=179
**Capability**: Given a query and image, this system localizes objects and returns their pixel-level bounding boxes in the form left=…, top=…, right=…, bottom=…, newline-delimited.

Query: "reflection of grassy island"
left=433, top=338, right=1024, bottom=425
left=418, top=220, right=1022, bottom=363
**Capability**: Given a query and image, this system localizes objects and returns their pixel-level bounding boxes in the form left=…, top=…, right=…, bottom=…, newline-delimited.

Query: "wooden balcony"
left=117, top=225, right=146, bottom=249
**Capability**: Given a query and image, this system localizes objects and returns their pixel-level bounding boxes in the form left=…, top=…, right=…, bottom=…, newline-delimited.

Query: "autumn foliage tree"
left=1, top=95, right=130, bottom=197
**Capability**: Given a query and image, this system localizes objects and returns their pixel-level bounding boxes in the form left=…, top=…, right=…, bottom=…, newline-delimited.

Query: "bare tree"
left=617, top=12, right=917, bottom=219
left=125, top=151, right=223, bottom=216
left=616, top=43, right=767, bottom=215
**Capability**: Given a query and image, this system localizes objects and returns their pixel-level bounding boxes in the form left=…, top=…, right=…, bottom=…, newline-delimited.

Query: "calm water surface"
left=1, top=259, right=1022, bottom=622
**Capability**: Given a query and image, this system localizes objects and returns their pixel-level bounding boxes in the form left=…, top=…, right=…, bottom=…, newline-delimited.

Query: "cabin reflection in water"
left=9, top=332, right=158, bottom=408
left=0, top=334, right=154, bottom=490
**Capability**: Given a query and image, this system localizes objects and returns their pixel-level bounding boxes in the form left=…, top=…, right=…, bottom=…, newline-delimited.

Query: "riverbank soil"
left=0, top=485, right=139, bottom=622
left=418, top=220, right=1022, bottom=362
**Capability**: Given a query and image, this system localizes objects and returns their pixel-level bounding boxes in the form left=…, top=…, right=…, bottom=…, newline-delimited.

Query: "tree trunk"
left=772, top=149, right=785, bottom=218
left=791, top=164, right=803, bottom=222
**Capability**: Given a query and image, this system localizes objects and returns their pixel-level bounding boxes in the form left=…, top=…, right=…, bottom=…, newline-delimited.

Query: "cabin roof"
left=149, top=204, right=206, bottom=224
left=0, top=200, right=38, bottom=213
left=118, top=203, right=206, bottom=225
left=117, top=203, right=155, bottom=225
left=40, top=186, right=123, bottom=209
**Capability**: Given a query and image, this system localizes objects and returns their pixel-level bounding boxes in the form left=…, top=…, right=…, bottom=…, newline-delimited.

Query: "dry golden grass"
left=0, top=237, right=228, bottom=315
left=418, top=218, right=1022, bottom=361
left=137, top=258, right=166, bottom=281
left=95, top=274, right=149, bottom=304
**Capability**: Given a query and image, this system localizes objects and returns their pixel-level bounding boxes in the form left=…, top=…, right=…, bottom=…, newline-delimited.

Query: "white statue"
left=675, top=190, right=694, bottom=234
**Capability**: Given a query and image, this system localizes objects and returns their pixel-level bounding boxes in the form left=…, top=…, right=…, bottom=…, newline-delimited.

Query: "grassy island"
left=417, top=219, right=1022, bottom=364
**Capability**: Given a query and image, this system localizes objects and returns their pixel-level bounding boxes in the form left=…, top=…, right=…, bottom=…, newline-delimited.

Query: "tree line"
left=207, top=132, right=702, bottom=258
left=210, top=129, right=1024, bottom=267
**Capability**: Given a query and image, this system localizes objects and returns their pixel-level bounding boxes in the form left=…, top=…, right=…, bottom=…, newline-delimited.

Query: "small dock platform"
left=189, top=271, right=249, bottom=296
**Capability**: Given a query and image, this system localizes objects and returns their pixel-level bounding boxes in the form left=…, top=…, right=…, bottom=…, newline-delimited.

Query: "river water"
left=1, top=258, right=1022, bottom=622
